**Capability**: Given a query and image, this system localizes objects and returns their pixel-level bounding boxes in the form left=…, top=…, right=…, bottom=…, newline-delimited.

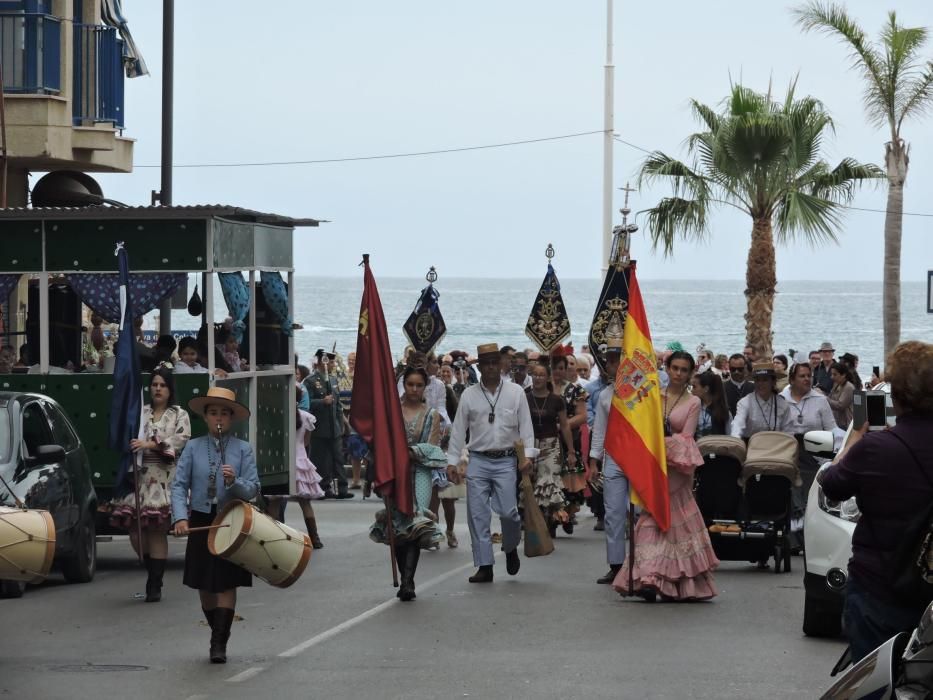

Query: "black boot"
left=468, top=565, right=494, bottom=583
left=398, top=545, right=420, bottom=602
left=304, top=517, right=324, bottom=549
left=202, top=608, right=215, bottom=627
left=145, top=558, right=166, bottom=602
left=394, top=544, right=411, bottom=600
left=596, top=564, right=622, bottom=585
left=210, top=608, right=235, bottom=663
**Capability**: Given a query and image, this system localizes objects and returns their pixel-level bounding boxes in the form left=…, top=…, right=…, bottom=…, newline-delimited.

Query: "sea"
left=169, top=277, right=933, bottom=374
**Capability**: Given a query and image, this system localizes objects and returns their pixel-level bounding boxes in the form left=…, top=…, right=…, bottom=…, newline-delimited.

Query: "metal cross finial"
left=545, top=243, right=555, bottom=261
left=426, top=266, right=438, bottom=283
left=619, top=182, right=636, bottom=227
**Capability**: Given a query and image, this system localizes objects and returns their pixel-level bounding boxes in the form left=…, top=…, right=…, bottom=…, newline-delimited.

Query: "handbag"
left=515, top=441, right=554, bottom=558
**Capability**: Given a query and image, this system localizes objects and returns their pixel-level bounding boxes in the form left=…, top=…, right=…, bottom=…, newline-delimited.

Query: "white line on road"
left=278, top=554, right=496, bottom=658
left=226, top=666, right=266, bottom=683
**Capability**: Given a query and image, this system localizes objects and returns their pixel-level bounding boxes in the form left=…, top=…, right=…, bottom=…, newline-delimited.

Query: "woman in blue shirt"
left=172, top=387, right=260, bottom=664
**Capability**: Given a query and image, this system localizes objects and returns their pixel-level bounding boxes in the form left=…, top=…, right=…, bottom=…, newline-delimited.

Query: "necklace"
left=754, top=394, right=777, bottom=430
left=662, top=387, right=687, bottom=435
left=530, top=392, right=549, bottom=427
left=480, top=381, right=502, bottom=424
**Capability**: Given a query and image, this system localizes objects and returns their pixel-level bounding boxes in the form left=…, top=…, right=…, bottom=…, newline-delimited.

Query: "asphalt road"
left=1, top=500, right=845, bottom=699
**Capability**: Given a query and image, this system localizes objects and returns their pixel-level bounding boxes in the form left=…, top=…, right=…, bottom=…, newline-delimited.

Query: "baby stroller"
left=696, top=431, right=799, bottom=574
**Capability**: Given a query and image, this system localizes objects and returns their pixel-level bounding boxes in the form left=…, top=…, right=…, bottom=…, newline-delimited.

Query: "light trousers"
left=466, top=453, right=522, bottom=567
left=603, top=456, right=630, bottom=566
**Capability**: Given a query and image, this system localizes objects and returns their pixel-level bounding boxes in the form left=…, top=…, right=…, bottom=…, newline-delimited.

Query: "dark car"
left=0, top=392, right=97, bottom=597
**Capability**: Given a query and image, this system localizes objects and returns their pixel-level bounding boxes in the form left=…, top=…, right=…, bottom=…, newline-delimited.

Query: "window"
left=21, top=401, right=53, bottom=457
left=43, top=401, right=78, bottom=452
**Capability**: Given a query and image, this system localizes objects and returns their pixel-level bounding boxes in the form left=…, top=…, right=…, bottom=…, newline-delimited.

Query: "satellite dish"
left=31, top=171, right=104, bottom=207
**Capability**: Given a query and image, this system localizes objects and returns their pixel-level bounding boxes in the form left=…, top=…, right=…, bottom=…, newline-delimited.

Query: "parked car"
left=802, top=383, right=894, bottom=637
left=0, top=392, right=98, bottom=597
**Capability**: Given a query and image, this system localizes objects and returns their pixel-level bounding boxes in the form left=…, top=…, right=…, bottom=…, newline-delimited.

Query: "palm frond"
left=805, top=158, right=884, bottom=202
left=793, top=1, right=893, bottom=128
left=689, top=100, right=721, bottom=133
left=773, top=191, right=842, bottom=245
left=641, top=198, right=710, bottom=257
left=896, top=63, right=933, bottom=131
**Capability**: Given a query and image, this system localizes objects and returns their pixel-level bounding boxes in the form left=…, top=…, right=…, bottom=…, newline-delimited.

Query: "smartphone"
left=853, top=390, right=888, bottom=431
left=872, top=365, right=880, bottom=377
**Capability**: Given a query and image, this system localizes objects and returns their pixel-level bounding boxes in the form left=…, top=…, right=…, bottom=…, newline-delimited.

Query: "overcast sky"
left=97, top=1, right=933, bottom=282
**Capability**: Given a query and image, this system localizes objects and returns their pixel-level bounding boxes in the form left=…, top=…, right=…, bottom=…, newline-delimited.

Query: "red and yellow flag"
left=604, top=264, right=670, bottom=531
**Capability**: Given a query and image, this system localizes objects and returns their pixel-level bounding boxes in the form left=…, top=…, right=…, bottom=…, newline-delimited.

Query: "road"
left=1, top=500, right=845, bottom=699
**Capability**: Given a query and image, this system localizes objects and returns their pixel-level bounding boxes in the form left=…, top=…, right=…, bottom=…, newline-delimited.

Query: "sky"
left=94, top=1, right=933, bottom=282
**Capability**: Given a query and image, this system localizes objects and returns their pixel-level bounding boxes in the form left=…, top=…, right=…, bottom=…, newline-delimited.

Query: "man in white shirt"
left=588, top=338, right=627, bottom=584
left=731, top=363, right=795, bottom=438
left=507, top=351, right=533, bottom=389
left=447, top=343, right=533, bottom=583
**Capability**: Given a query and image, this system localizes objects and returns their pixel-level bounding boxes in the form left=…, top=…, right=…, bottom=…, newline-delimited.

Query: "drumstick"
left=172, top=524, right=230, bottom=535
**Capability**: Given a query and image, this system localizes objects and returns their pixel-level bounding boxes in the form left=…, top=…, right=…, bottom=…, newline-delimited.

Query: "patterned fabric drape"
left=66, top=273, right=186, bottom=324
left=218, top=272, right=250, bottom=343
left=260, top=271, right=293, bottom=337
left=0, top=274, right=21, bottom=301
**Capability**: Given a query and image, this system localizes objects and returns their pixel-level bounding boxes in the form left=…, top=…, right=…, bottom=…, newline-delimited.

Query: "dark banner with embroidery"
left=588, top=261, right=632, bottom=375
left=525, top=262, right=571, bottom=353
left=402, top=282, right=446, bottom=354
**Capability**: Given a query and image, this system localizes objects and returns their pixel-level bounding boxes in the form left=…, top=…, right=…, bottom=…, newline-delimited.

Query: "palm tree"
left=639, top=81, right=881, bottom=359
left=794, top=3, right=933, bottom=358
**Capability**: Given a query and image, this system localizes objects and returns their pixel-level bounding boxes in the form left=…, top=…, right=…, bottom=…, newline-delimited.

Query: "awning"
left=100, top=0, right=149, bottom=78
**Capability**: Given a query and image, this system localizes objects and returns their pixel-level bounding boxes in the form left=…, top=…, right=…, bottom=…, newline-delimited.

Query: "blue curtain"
left=260, top=271, right=292, bottom=336
left=0, top=274, right=21, bottom=301
left=218, top=272, right=249, bottom=343
left=66, top=272, right=186, bottom=324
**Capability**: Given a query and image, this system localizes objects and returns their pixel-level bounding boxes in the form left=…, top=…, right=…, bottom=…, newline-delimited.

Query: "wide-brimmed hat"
left=819, top=342, right=834, bottom=352
left=476, top=343, right=500, bottom=360
left=752, top=361, right=785, bottom=379
left=188, top=387, right=250, bottom=423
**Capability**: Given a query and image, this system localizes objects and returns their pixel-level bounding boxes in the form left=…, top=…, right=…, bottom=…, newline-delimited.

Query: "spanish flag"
left=604, top=263, right=670, bottom=531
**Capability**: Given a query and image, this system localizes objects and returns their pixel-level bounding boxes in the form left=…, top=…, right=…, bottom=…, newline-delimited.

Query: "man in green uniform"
left=304, top=349, right=354, bottom=499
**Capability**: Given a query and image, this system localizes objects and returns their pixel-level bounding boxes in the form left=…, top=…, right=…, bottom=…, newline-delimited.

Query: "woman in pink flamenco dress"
left=613, top=351, right=719, bottom=601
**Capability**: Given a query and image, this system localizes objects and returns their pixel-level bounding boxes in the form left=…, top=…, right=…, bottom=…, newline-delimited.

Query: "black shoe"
left=506, top=549, right=520, bottom=576
left=547, top=523, right=557, bottom=539
left=335, top=491, right=355, bottom=499
left=322, top=491, right=337, bottom=500
left=144, top=558, right=165, bottom=602
left=596, top=565, right=621, bottom=584
left=562, top=521, right=574, bottom=535
left=594, top=518, right=605, bottom=531
left=468, top=565, right=494, bottom=583
left=209, top=608, right=235, bottom=664
left=637, top=588, right=657, bottom=603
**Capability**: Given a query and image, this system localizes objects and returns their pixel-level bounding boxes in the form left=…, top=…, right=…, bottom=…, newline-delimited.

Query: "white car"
left=801, top=385, right=893, bottom=638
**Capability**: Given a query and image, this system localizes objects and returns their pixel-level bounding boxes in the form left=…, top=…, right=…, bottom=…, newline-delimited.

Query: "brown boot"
left=304, top=517, right=324, bottom=549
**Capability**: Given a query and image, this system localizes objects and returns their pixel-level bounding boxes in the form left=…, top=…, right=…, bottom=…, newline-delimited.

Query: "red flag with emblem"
left=349, top=255, right=412, bottom=515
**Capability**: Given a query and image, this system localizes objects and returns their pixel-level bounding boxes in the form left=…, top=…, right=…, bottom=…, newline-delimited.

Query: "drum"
left=208, top=500, right=311, bottom=588
left=0, top=506, right=56, bottom=583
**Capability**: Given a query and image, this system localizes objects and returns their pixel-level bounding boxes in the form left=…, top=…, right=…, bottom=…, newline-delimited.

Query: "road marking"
left=278, top=554, right=498, bottom=658
left=185, top=695, right=210, bottom=700
left=226, top=666, right=266, bottom=683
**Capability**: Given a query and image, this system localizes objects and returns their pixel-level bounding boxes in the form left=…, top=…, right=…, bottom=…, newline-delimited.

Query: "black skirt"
left=183, top=508, right=252, bottom=592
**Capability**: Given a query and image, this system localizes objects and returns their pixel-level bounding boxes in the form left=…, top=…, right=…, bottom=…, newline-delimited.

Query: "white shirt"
left=505, top=374, right=533, bottom=389
left=589, top=386, right=614, bottom=462
left=779, top=387, right=837, bottom=434
left=445, top=379, right=534, bottom=465
left=175, top=362, right=209, bottom=374
left=731, top=392, right=795, bottom=438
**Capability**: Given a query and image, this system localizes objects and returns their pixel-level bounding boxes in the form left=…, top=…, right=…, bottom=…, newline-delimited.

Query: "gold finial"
left=426, top=266, right=438, bottom=283
left=545, top=243, right=555, bottom=261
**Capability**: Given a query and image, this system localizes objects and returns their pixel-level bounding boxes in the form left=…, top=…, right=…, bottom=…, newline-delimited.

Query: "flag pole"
left=627, top=502, right=635, bottom=596
left=384, top=496, right=399, bottom=588
left=132, top=459, right=144, bottom=566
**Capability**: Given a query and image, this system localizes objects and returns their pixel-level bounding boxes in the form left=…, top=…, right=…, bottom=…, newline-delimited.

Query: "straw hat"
left=476, top=343, right=500, bottom=360
left=819, top=342, right=834, bottom=352
left=188, top=387, right=250, bottom=423
left=751, top=361, right=785, bottom=380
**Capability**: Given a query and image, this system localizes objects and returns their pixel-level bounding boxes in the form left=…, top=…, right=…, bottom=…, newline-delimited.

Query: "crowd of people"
left=101, top=325, right=933, bottom=666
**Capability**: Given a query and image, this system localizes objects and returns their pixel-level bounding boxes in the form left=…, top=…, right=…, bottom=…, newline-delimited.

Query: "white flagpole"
left=601, top=0, right=615, bottom=272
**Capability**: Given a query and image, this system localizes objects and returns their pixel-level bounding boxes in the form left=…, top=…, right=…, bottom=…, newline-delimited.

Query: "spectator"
left=827, top=362, right=856, bottom=429
left=813, top=342, right=836, bottom=395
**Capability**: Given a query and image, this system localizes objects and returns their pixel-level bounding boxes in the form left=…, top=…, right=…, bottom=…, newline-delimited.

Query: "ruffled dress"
left=109, top=406, right=192, bottom=531
left=613, top=396, right=720, bottom=600
left=369, top=408, right=445, bottom=550
left=296, top=409, right=326, bottom=499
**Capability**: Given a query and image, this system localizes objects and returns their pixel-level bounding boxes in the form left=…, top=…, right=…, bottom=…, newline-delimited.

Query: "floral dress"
left=560, top=381, right=588, bottom=505
left=109, top=405, right=192, bottom=531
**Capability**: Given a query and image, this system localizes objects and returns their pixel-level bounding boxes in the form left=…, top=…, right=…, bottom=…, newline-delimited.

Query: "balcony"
left=0, top=11, right=61, bottom=94
left=73, top=22, right=124, bottom=129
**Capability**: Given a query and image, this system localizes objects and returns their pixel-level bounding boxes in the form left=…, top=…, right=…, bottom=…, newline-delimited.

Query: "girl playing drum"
left=171, top=387, right=259, bottom=664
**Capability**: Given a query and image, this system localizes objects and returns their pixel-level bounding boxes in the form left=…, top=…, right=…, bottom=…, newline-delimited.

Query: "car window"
left=21, top=402, right=54, bottom=458
left=43, top=401, right=79, bottom=452
left=0, top=407, right=11, bottom=463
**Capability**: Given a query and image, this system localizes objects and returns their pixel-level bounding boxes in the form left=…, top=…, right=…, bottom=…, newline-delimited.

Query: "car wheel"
left=0, top=579, right=26, bottom=598
left=60, top=511, right=96, bottom=583
left=803, top=591, right=843, bottom=637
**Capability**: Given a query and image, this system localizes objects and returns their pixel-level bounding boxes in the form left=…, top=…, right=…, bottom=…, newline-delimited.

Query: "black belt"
left=476, top=449, right=516, bottom=459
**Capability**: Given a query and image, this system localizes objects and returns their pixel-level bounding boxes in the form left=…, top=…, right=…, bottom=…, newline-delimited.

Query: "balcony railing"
left=73, top=23, right=124, bottom=129
left=0, top=11, right=61, bottom=93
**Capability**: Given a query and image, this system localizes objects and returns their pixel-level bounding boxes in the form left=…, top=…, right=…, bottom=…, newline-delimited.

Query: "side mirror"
left=803, top=430, right=835, bottom=458
left=28, top=444, right=66, bottom=466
